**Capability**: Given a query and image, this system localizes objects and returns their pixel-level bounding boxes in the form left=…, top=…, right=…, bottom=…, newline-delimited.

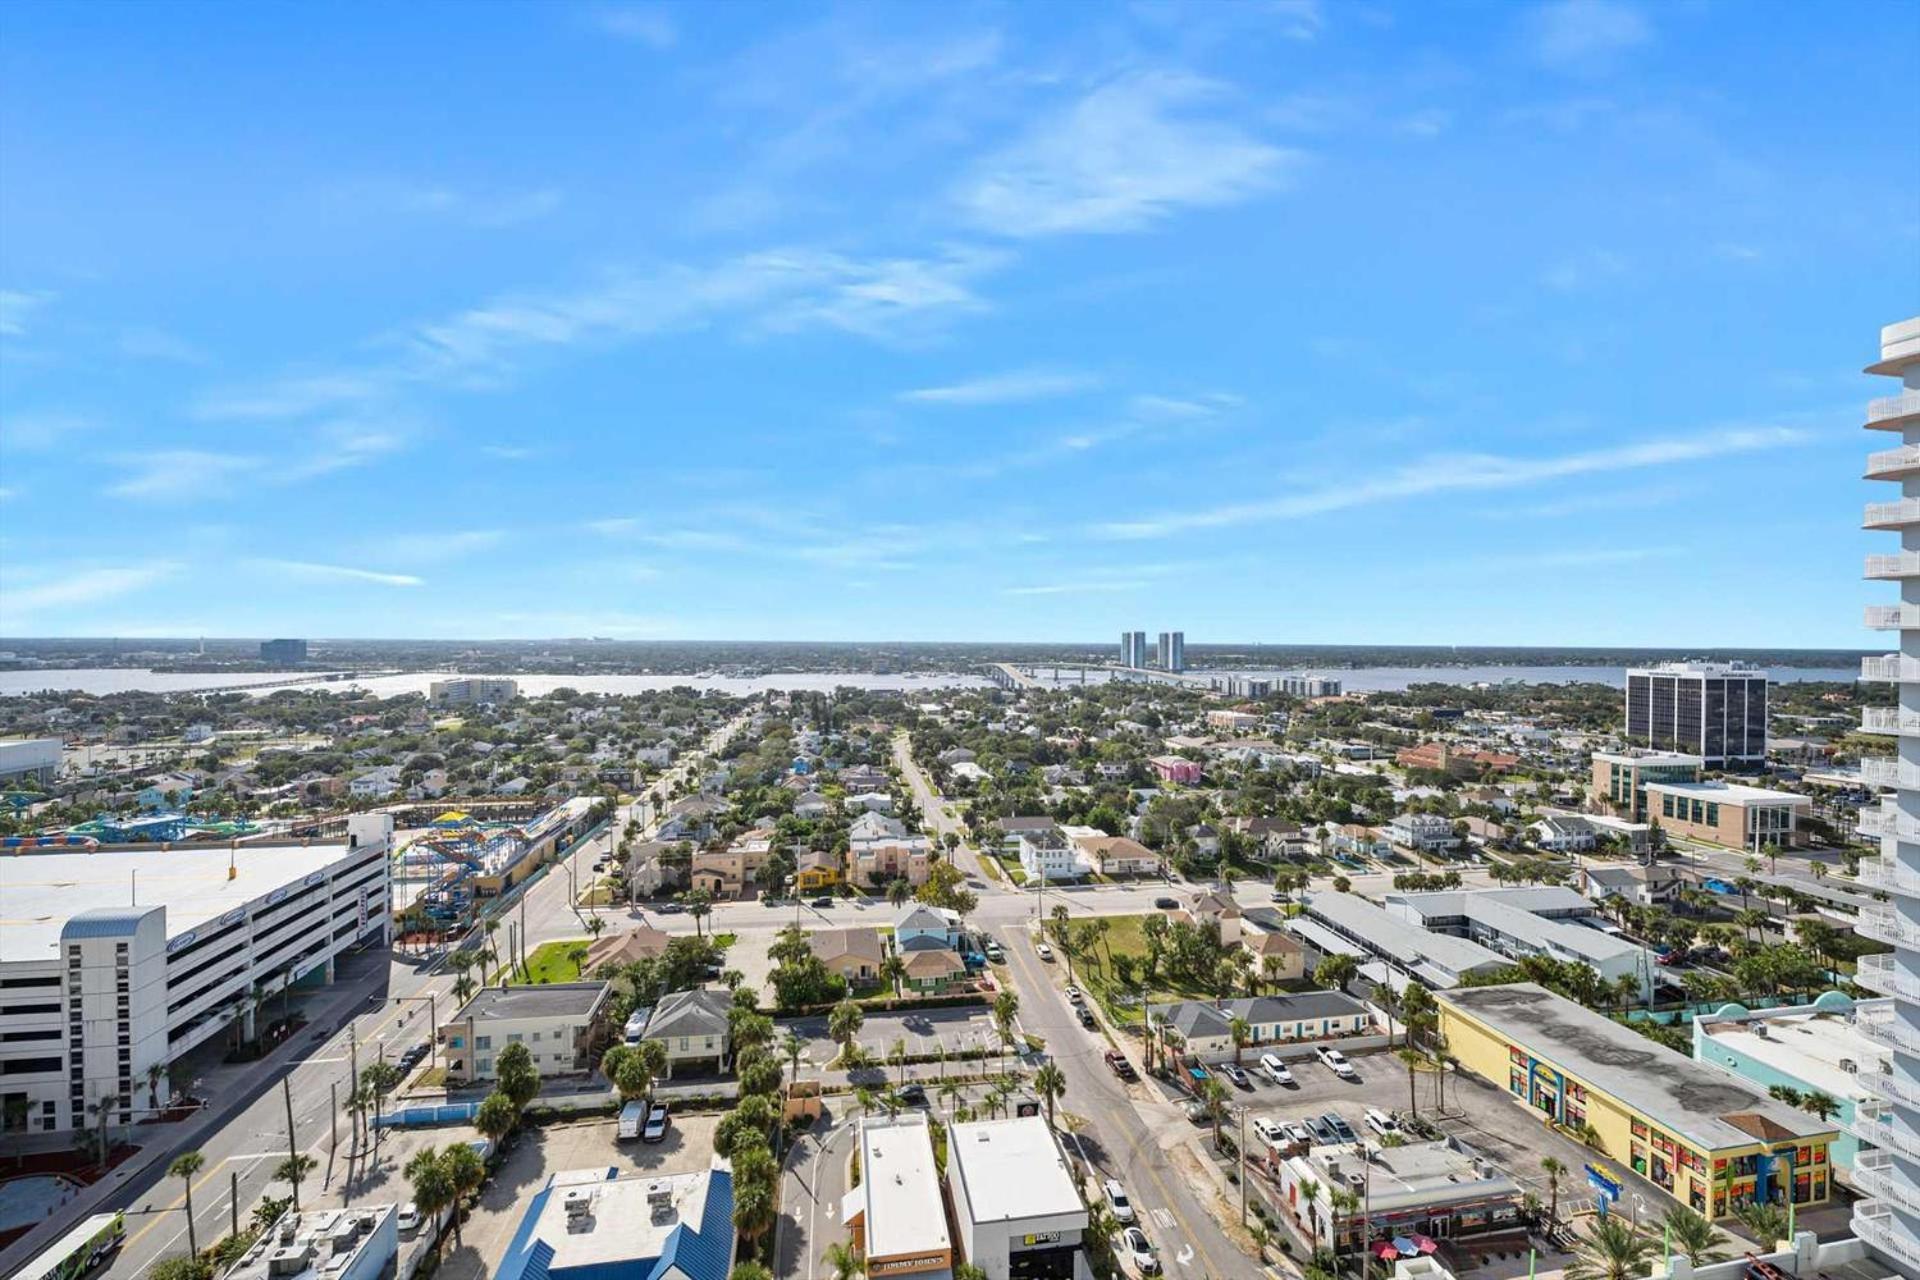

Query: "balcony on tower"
left=1861, top=707, right=1920, bottom=737
left=1865, top=498, right=1920, bottom=530
left=1854, top=1150, right=1920, bottom=1218
left=1863, top=654, right=1920, bottom=682
left=1868, top=389, right=1920, bottom=431
left=1858, top=853, right=1920, bottom=894
left=1853, top=1199, right=1920, bottom=1271
left=1862, top=904, right=1920, bottom=949
left=1859, top=954, right=1920, bottom=1001
left=1866, top=604, right=1920, bottom=630
left=1869, top=444, right=1920, bottom=481
left=1868, top=553, right=1920, bottom=581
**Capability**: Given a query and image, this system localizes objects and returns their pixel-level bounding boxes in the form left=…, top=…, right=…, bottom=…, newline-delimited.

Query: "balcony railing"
left=1863, top=708, right=1920, bottom=737
left=1853, top=1104, right=1920, bottom=1160
left=1859, top=805, right=1920, bottom=843
left=1861, top=758, right=1920, bottom=789
left=1869, top=553, right=1920, bottom=580
left=1859, top=856, right=1920, bottom=895
left=1868, top=390, right=1920, bottom=429
left=1866, top=499, right=1920, bottom=529
left=1866, top=1068, right=1920, bottom=1109
left=1867, top=605, right=1920, bottom=630
left=1857, top=1002, right=1920, bottom=1055
left=1855, top=1152, right=1920, bottom=1217
left=1860, top=955, right=1920, bottom=1001
left=1853, top=1200, right=1920, bottom=1269
left=1869, top=445, right=1920, bottom=480
left=1862, top=906, right=1920, bottom=949
left=1865, top=655, right=1920, bottom=682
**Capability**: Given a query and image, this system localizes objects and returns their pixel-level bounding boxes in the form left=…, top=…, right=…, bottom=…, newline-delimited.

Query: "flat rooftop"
left=224, top=1206, right=394, bottom=1280
left=1294, top=1138, right=1520, bottom=1214
left=499, top=1165, right=729, bottom=1280
left=455, top=982, right=608, bottom=1022
left=0, top=840, right=357, bottom=963
left=949, top=1116, right=1084, bottom=1226
left=846, top=1114, right=950, bottom=1260
left=1697, top=1004, right=1888, bottom=1101
left=1385, top=889, right=1644, bottom=969
left=1644, top=780, right=1810, bottom=806
left=1441, top=984, right=1838, bottom=1153
left=1299, top=890, right=1509, bottom=983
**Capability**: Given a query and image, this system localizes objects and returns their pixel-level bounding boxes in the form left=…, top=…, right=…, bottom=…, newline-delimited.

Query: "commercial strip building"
left=1852, top=312, right=1920, bottom=1272
left=842, top=1113, right=953, bottom=1277
left=947, top=1115, right=1089, bottom=1280
left=1436, top=984, right=1839, bottom=1221
left=0, top=814, right=392, bottom=1135
left=1644, top=779, right=1810, bottom=850
left=440, top=981, right=611, bottom=1085
left=1147, top=991, right=1371, bottom=1058
left=496, top=1163, right=736, bottom=1280
left=1692, top=993, right=1886, bottom=1169
left=1624, top=662, right=1769, bottom=769
left=222, top=1206, right=397, bottom=1280
left=0, top=737, right=61, bottom=787
left=1273, top=1137, right=1524, bottom=1255
left=1292, top=890, right=1512, bottom=991
left=429, top=677, right=520, bottom=706
left=1381, top=887, right=1654, bottom=1002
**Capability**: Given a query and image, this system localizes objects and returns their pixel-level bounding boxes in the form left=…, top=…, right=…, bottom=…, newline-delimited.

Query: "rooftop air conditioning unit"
left=562, top=1189, right=593, bottom=1219
left=278, top=1218, right=299, bottom=1245
left=1753, top=1024, right=1769, bottom=1038
left=1841, top=1058, right=1859, bottom=1074
left=267, top=1245, right=314, bottom=1276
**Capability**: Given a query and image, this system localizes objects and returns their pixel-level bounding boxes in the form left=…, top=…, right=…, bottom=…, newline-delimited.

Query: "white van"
left=623, top=1009, right=650, bottom=1047
left=1363, top=1107, right=1400, bottom=1139
left=618, top=1100, right=646, bottom=1140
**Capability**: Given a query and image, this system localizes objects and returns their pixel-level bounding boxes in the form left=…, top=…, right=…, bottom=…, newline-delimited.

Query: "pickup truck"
left=1104, top=1049, right=1138, bottom=1081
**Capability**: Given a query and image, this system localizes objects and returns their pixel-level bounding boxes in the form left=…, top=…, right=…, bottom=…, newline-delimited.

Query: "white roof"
left=844, top=1114, right=950, bottom=1260
left=1643, top=780, right=1811, bottom=806
left=1, top=840, right=359, bottom=963
left=1697, top=1004, right=1888, bottom=1102
left=949, top=1116, right=1085, bottom=1226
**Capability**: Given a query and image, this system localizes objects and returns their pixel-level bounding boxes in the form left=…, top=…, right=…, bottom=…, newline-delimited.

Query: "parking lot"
left=436, top=1109, right=721, bottom=1279
left=784, top=1006, right=1000, bottom=1071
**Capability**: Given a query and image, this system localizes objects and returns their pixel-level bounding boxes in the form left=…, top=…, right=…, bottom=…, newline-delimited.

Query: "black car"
left=1154, top=897, right=1178, bottom=910
left=810, top=896, right=834, bottom=908
left=899, top=1083, right=928, bottom=1106
left=1078, top=1006, right=1097, bottom=1028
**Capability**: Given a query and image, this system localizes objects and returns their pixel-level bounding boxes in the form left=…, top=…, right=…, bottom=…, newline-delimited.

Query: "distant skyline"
left=1, top=1, right=1915, bottom=644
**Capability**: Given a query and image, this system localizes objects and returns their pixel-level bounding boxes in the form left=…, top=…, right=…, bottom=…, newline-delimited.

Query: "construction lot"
left=434, top=1109, right=721, bottom=1279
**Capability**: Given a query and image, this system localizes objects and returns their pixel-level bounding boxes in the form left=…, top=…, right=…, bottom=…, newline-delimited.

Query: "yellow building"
left=1437, top=984, right=1837, bottom=1221
left=794, top=849, right=842, bottom=892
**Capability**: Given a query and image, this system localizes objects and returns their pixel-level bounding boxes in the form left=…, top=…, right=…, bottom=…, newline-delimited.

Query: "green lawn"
left=1071, top=913, right=1231, bottom=1027
left=519, top=938, right=591, bottom=984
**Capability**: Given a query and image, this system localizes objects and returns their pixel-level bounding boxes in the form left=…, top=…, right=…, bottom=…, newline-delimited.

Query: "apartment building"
left=428, top=677, right=520, bottom=706
left=1158, top=630, right=1185, bottom=672
left=1120, top=631, right=1148, bottom=669
left=441, top=982, right=611, bottom=1084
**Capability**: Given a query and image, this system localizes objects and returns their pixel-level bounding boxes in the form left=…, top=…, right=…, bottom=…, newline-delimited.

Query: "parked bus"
left=13, top=1212, right=126, bottom=1280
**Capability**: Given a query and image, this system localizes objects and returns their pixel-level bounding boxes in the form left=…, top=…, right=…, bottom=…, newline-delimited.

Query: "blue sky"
left=1, top=0, right=1914, bottom=645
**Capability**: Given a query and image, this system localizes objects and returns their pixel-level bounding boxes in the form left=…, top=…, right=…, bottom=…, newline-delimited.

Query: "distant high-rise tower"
left=1120, top=631, right=1147, bottom=669
left=259, top=638, right=308, bottom=666
left=1158, top=631, right=1185, bottom=672
left=1854, top=315, right=1920, bottom=1273
left=1623, top=661, right=1767, bottom=769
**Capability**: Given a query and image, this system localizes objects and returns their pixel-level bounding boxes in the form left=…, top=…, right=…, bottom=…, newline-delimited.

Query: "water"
left=0, top=663, right=1860, bottom=698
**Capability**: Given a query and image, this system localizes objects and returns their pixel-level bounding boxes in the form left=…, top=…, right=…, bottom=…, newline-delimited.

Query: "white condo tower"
left=1856, top=315, right=1920, bottom=1275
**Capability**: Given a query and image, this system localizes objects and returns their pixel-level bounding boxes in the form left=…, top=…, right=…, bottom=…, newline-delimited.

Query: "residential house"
left=1240, top=925, right=1306, bottom=981
left=1018, top=828, right=1083, bottom=882
left=1206, top=709, right=1262, bottom=732
left=349, top=767, right=402, bottom=800
left=1397, top=742, right=1520, bottom=776
left=794, top=849, right=843, bottom=893
left=837, top=765, right=889, bottom=793
left=642, top=988, right=733, bottom=1078
left=997, top=816, right=1058, bottom=854
left=936, top=748, right=977, bottom=767
left=793, top=791, right=831, bottom=819
left=1094, top=761, right=1131, bottom=781
left=1186, top=823, right=1220, bottom=857
left=1149, top=756, right=1203, bottom=785
left=895, top=903, right=964, bottom=951
left=811, top=928, right=886, bottom=987
left=1072, top=832, right=1160, bottom=877
left=1330, top=824, right=1389, bottom=859
left=901, top=947, right=968, bottom=994
left=1460, top=785, right=1516, bottom=815
left=1147, top=991, right=1372, bottom=1057
left=691, top=828, right=776, bottom=899
left=585, top=925, right=669, bottom=972
left=1529, top=814, right=1598, bottom=852
left=1386, top=812, right=1460, bottom=853
left=847, top=791, right=896, bottom=814
left=1179, top=889, right=1242, bottom=944
left=627, top=840, right=685, bottom=897
left=948, top=761, right=987, bottom=784
left=442, top=982, right=612, bottom=1085
left=1579, top=863, right=1681, bottom=908
left=134, top=773, right=196, bottom=811
left=849, top=811, right=908, bottom=844
left=849, top=840, right=931, bottom=889
left=408, top=768, right=450, bottom=800
left=1222, top=816, right=1313, bottom=862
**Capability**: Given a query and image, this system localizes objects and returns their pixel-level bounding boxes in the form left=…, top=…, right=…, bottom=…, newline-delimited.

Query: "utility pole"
left=1239, top=1106, right=1248, bottom=1226
left=282, top=1076, right=298, bottom=1210
left=330, top=1081, right=338, bottom=1156
left=230, top=1170, right=239, bottom=1240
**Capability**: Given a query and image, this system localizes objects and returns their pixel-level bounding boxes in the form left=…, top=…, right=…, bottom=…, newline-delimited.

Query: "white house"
left=1386, top=812, right=1460, bottom=853
left=350, top=766, right=402, bottom=799
left=1017, top=829, right=1082, bottom=882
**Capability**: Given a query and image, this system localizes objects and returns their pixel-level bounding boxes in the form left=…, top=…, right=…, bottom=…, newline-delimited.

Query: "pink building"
left=1149, top=755, right=1202, bottom=785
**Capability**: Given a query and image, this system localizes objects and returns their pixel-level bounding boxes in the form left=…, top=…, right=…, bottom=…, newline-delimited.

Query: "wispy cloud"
left=252, top=559, right=424, bottom=587
left=1541, top=248, right=1628, bottom=291
left=0, top=563, right=179, bottom=617
left=1003, top=579, right=1148, bottom=596
left=107, top=450, right=261, bottom=500
left=958, top=71, right=1298, bottom=237
left=1397, top=108, right=1453, bottom=139
left=595, top=5, right=677, bottom=49
left=394, top=184, right=564, bottom=229
left=1267, top=0, right=1326, bottom=41
left=0, top=289, right=52, bottom=337
left=1713, top=242, right=1763, bottom=263
left=1524, top=0, right=1651, bottom=73
left=279, top=421, right=413, bottom=480
left=119, top=327, right=209, bottom=365
left=1093, top=425, right=1812, bottom=539
left=1, top=411, right=91, bottom=453
left=587, top=517, right=641, bottom=536
left=481, top=443, right=539, bottom=460
left=899, top=369, right=1101, bottom=406
left=1482, top=484, right=1689, bottom=521
left=1440, top=546, right=1676, bottom=573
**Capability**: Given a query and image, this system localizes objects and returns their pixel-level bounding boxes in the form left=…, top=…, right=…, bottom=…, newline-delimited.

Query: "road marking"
left=1152, top=1208, right=1176, bottom=1229
left=1176, top=1243, right=1196, bottom=1267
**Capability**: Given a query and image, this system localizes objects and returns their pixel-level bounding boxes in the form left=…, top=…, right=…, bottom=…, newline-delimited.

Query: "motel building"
left=1437, top=984, right=1839, bottom=1222
left=842, top=1112, right=954, bottom=1278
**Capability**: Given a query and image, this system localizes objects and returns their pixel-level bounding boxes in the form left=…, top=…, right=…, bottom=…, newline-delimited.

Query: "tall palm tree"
left=939, top=1078, right=965, bottom=1117
left=168, top=1151, right=206, bottom=1256
left=1228, top=1017, right=1252, bottom=1065
left=1540, top=1156, right=1566, bottom=1228
left=1034, top=1063, right=1067, bottom=1128
left=1565, top=1216, right=1654, bottom=1280
left=782, top=1030, right=806, bottom=1090
left=821, top=1241, right=866, bottom=1280
left=1328, top=1188, right=1360, bottom=1272
left=1661, top=1204, right=1731, bottom=1267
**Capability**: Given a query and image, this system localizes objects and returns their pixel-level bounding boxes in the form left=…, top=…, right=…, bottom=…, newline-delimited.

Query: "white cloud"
left=595, top=5, right=677, bottom=49
left=0, top=289, right=52, bottom=337
left=0, top=563, right=179, bottom=617
left=1127, top=392, right=1241, bottom=420
left=395, top=185, right=564, bottom=229
left=587, top=517, right=641, bottom=536
left=119, top=327, right=208, bottom=364
left=1266, top=0, right=1326, bottom=41
left=958, top=71, right=1297, bottom=237
left=252, top=560, right=424, bottom=588
left=383, top=530, right=505, bottom=563
left=1397, top=109, right=1453, bottom=138
left=1004, top=579, right=1148, bottom=596
left=1094, top=425, right=1812, bottom=539
left=1524, top=0, right=1651, bottom=73
left=481, top=443, right=539, bottom=460
left=1, top=411, right=91, bottom=452
left=107, top=450, right=261, bottom=500
left=1714, top=242, right=1763, bottom=263
left=899, top=369, right=1101, bottom=405
left=279, top=421, right=413, bottom=481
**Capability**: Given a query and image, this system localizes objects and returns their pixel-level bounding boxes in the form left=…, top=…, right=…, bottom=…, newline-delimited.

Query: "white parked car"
left=396, top=1203, right=421, bottom=1235
left=1102, top=1177, right=1135, bottom=1223
left=1037, top=942, right=1054, bottom=961
left=1120, top=1226, right=1161, bottom=1275
left=1258, top=1052, right=1293, bottom=1086
left=1251, top=1117, right=1286, bottom=1146
left=1316, top=1046, right=1358, bottom=1079
left=1364, top=1107, right=1400, bottom=1138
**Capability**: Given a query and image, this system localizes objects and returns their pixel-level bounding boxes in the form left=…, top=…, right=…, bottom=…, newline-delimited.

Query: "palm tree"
left=821, top=1241, right=866, bottom=1280
left=730, top=1263, right=776, bottom=1280
left=86, top=1093, right=120, bottom=1169
left=1396, top=1048, right=1424, bottom=1118
left=992, top=990, right=1019, bottom=1072
left=1565, top=1216, right=1654, bottom=1280
left=938, top=1078, right=965, bottom=1117
left=1034, top=1062, right=1067, bottom=1127
left=1201, top=1076, right=1230, bottom=1150
left=274, top=1153, right=316, bottom=1213
left=1298, top=1177, right=1323, bottom=1246
left=886, top=878, right=912, bottom=907
left=1328, top=1188, right=1360, bottom=1271
left=828, top=999, right=864, bottom=1066
left=1736, top=1200, right=1790, bottom=1248
left=1662, top=1204, right=1731, bottom=1267
left=878, top=954, right=908, bottom=998
left=168, top=1151, right=206, bottom=1256
left=1801, top=1090, right=1841, bottom=1122
left=1540, top=1156, right=1566, bottom=1228
left=1228, top=1017, right=1252, bottom=1065
left=782, top=1030, right=806, bottom=1089
left=1767, top=1084, right=1805, bottom=1108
